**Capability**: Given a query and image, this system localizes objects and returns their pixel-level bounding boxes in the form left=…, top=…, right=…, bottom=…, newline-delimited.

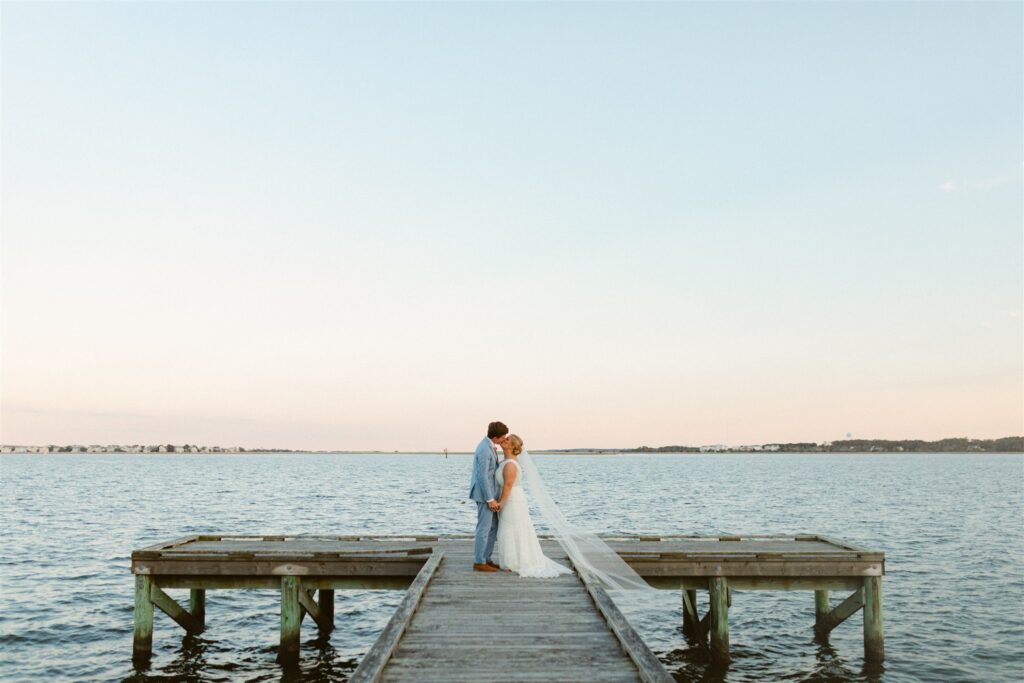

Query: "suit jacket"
left=468, top=436, right=499, bottom=503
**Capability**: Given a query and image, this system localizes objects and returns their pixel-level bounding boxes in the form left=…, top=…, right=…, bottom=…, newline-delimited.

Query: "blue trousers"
left=474, top=501, right=498, bottom=564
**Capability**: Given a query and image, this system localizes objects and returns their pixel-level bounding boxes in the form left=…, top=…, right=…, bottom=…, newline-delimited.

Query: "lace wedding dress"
left=494, top=459, right=572, bottom=578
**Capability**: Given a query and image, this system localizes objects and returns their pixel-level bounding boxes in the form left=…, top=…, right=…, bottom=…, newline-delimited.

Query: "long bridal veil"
left=519, top=450, right=651, bottom=591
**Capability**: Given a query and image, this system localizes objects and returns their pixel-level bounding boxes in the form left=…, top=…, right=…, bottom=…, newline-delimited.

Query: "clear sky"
left=2, top=2, right=1021, bottom=451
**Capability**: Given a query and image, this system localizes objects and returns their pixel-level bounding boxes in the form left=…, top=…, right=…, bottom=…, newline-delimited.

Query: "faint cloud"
left=941, top=166, right=1023, bottom=194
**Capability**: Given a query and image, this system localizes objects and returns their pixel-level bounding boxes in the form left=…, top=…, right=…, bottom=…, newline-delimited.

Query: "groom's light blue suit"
left=468, top=436, right=499, bottom=565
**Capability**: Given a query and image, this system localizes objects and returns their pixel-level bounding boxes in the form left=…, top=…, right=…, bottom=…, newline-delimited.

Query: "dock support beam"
left=190, top=589, right=206, bottom=633
left=709, top=577, right=730, bottom=664
left=279, top=576, right=301, bottom=665
left=682, top=590, right=699, bottom=638
left=133, top=575, right=153, bottom=663
left=150, top=584, right=203, bottom=634
left=813, top=587, right=863, bottom=640
left=863, top=576, right=884, bottom=663
left=298, top=587, right=333, bottom=633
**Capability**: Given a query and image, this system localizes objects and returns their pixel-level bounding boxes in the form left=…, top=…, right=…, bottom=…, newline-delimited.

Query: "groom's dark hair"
left=487, top=421, right=509, bottom=439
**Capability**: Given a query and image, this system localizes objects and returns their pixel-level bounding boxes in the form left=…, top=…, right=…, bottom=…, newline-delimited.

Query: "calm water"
left=0, top=452, right=1022, bottom=682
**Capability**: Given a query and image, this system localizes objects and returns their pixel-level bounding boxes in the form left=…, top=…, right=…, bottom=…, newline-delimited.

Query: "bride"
left=493, top=434, right=572, bottom=578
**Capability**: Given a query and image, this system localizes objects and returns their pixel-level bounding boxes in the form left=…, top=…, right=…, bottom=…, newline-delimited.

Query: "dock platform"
left=131, top=534, right=885, bottom=678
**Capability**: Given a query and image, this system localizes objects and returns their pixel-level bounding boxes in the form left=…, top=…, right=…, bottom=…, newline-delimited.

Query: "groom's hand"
left=487, top=500, right=500, bottom=512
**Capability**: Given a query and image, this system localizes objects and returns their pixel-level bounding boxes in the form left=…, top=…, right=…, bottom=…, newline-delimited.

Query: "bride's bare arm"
left=497, top=463, right=518, bottom=507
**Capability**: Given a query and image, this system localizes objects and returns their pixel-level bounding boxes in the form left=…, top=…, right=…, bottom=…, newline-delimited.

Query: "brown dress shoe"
left=486, top=561, right=501, bottom=569
left=473, top=563, right=498, bottom=572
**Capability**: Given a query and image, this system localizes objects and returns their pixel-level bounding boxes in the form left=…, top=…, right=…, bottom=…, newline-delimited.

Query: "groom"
left=469, top=421, right=509, bottom=572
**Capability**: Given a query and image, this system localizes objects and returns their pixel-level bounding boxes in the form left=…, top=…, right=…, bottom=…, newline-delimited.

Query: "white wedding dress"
left=493, top=459, right=572, bottom=578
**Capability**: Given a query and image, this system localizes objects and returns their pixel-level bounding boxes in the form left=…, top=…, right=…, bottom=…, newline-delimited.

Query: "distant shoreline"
left=2, top=435, right=1022, bottom=456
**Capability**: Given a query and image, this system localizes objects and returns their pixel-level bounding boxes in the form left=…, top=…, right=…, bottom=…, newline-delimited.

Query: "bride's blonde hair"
left=508, top=434, right=524, bottom=457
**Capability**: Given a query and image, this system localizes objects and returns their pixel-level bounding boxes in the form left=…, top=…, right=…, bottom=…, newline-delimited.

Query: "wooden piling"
left=278, top=576, right=301, bottom=665
left=190, top=589, right=205, bottom=633
left=709, top=577, right=730, bottom=664
left=862, top=576, right=884, bottom=663
left=132, top=575, right=154, bottom=663
left=814, top=590, right=829, bottom=639
left=319, top=589, right=335, bottom=633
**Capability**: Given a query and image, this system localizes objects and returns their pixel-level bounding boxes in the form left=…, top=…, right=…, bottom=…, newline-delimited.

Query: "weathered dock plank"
left=350, top=551, right=445, bottom=683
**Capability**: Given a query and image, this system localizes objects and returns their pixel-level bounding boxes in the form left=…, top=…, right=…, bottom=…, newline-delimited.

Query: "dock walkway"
left=370, top=540, right=656, bottom=683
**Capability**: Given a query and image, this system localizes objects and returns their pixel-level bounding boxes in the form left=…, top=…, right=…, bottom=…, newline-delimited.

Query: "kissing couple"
left=468, top=421, right=571, bottom=578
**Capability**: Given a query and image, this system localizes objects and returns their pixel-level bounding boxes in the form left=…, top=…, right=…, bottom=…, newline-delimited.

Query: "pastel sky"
left=2, top=2, right=1021, bottom=451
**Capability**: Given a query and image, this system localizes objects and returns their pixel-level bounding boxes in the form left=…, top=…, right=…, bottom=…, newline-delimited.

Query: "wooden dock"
left=131, top=534, right=885, bottom=678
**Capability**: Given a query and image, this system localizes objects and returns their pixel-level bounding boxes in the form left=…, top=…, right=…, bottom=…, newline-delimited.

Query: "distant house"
left=699, top=444, right=727, bottom=453
left=762, top=444, right=781, bottom=452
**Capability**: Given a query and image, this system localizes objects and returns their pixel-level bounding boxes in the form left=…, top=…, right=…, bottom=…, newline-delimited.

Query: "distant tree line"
left=627, top=437, right=1022, bottom=453
left=825, top=437, right=1023, bottom=452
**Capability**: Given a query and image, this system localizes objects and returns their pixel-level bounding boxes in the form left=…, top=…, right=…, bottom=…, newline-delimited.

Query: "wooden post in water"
left=133, top=575, right=154, bottom=663
left=814, top=590, right=829, bottom=640
left=709, top=577, right=730, bottom=664
left=279, top=576, right=302, bottom=665
left=319, top=590, right=335, bottom=633
left=682, top=589, right=699, bottom=638
left=862, top=576, right=884, bottom=663
left=190, top=589, right=206, bottom=633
